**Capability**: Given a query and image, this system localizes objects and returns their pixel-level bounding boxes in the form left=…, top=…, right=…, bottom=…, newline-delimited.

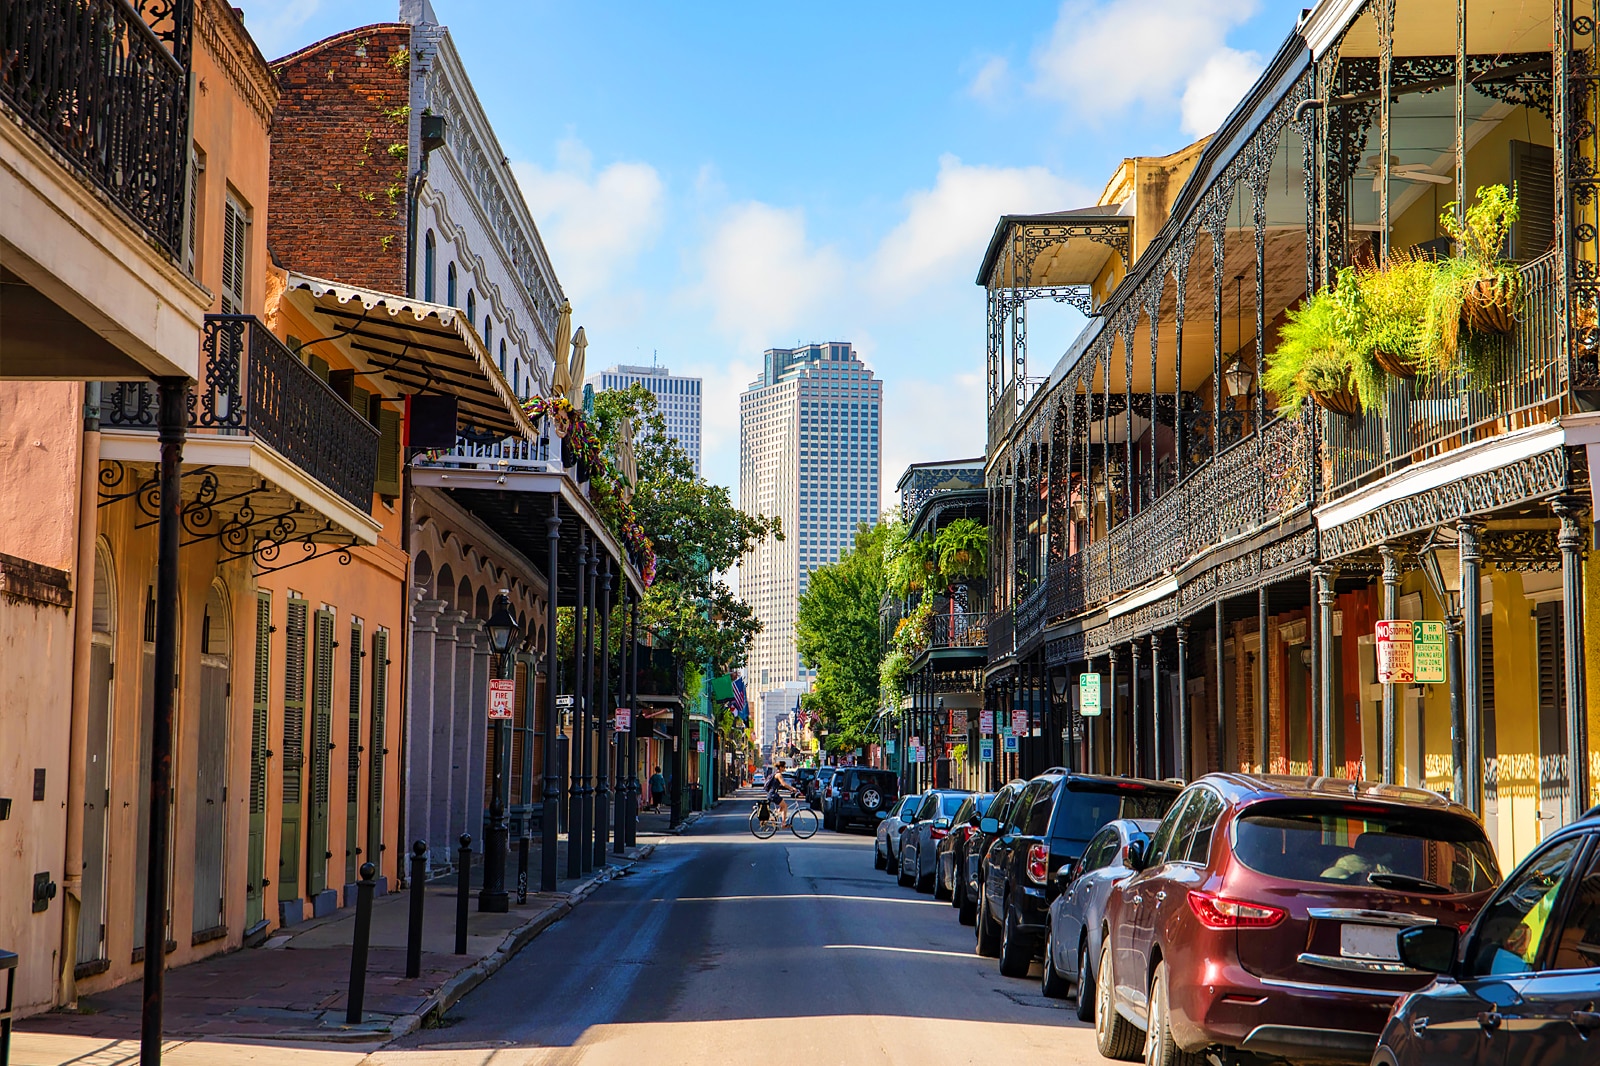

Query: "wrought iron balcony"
left=928, top=610, right=988, bottom=650
left=985, top=607, right=1013, bottom=664
left=1, top=0, right=194, bottom=259
left=412, top=434, right=554, bottom=472
left=102, top=315, right=379, bottom=513
left=989, top=375, right=1045, bottom=453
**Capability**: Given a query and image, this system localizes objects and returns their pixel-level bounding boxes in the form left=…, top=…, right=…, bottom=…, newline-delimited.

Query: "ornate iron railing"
left=0, top=0, right=194, bottom=259
left=985, top=607, right=1012, bottom=664
left=1014, top=582, right=1047, bottom=644
left=412, top=434, right=553, bottom=470
left=989, top=375, right=1045, bottom=453
left=928, top=611, right=988, bottom=650
left=102, top=316, right=379, bottom=513
left=1323, top=253, right=1566, bottom=497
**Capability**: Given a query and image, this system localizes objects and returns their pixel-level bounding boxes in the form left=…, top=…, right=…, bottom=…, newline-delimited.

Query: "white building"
left=589, top=363, right=702, bottom=473
left=739, top=343, right=881, bottom=729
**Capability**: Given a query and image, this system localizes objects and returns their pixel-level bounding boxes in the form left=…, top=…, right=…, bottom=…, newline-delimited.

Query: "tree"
left=796, top=521, right=890, bottom=752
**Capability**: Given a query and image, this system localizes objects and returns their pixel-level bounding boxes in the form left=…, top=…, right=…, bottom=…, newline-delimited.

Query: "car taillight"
left=840, top=790, right=851, bottom=803
left=1027, top=844, right=1049, bottom=884
left=931, top=827, right=949, bottom=840
left=1186, top=890, right=1286, bottom=929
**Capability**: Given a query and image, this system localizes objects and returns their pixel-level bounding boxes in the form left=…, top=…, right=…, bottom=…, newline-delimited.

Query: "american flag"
left=731, top=674, right=748, bottom=720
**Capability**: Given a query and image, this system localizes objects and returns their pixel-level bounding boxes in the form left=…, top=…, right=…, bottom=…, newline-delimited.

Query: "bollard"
left=405, top=841, right=427, bottom=979
left=517, top=835, right=529, bottom=905
left=345, top=862, right=377, bottom=1024
left=455, top=833, right=472, bottom=955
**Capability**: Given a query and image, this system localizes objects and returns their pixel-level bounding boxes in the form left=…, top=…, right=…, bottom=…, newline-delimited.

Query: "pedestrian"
left=649, top=766, right=666, bottom=812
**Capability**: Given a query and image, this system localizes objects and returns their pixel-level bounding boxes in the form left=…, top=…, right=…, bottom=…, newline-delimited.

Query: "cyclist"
left=765, top=760, right=795, bottom=825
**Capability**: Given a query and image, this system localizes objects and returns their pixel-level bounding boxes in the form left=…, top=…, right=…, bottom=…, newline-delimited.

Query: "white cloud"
left=511, top=138, right=665, bottom=303
left=870, top=155, right=1089, bottom=301
left=880, top=372, right=986, bottom=493
left=1181, top=47, right=1264, bottom=137
left=966, top=55, right=1011, bottom=102
left=1032, top=0, right=1259, bottom=123
left=695, top=202, right=845, bottom=350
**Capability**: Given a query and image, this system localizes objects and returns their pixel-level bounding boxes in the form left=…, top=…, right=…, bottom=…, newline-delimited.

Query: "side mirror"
left=875, top=810, right=887, bottom=820
left=1054, top=864, right=1075, bottom=886
left=1397, top=925, right=1459, bottom=975
left=980, top=817, right=999, bottom=834
left=934, top=818, right=951, bottom=830
left=1123, top=840, right=1147, bottom=872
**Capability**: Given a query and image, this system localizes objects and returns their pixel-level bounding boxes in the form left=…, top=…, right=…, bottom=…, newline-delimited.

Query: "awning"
left=282, top=272, right=537, bottom=442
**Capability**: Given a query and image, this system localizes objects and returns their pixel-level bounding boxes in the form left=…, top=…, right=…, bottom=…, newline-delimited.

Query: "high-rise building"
left=739, top=342, right=881, bottom=740
left=589, top=363, right=702, bottom=474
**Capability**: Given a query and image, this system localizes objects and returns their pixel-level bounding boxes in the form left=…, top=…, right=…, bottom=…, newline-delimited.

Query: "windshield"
left=898, top=797, right=921, bottom=817
left=1234, top=806, right=1501, bottom=893
left=1054, top=788, right=1179, bottom=845
left=939, top=794, right=966, bottom=816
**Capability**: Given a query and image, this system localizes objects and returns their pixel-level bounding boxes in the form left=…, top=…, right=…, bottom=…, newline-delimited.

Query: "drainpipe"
left=60, top=381, right=102, bottom=1006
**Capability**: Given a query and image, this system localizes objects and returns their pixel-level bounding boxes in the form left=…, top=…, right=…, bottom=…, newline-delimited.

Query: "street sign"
left=696, top=739, right=706, bottom=753
left=488, top=678, right=515, bottom=720
left=1413, top=621, right=1446, bottom=683
left=949, top=708, right=969, bottom=731
left=1375, top=619, right=1415, bottom=684
left=1079, top=672, right=1102, bottom=716
left=979, top=709, right=994, bottom=734
left=1011, top=710, right=1029, bottom=735
left=1003, top=733, right=1019, bottom=753
left=886, top=739, right=896, bottom=755
left=979, top=738, right=994, bottom=762
left=614, top=708, right=631, bottom=732
left=555, top=694, right=575, bottom=709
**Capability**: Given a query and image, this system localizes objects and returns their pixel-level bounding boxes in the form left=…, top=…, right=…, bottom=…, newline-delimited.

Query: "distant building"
left=739, top=343, right=881, bottom=742
left=589, top=363, right=702, bottom=474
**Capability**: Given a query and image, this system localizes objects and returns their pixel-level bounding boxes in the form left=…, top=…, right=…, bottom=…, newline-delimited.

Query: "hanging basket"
left=1310, top=384, right=1363, bottom=417
left=1371, top=347, right=1418, bottom=379
left=1462, top=274, right=1517, bottom=335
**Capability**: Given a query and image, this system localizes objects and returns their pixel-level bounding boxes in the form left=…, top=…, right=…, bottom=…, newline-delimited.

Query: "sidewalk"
left=14, top=838, right=655, bottom=1064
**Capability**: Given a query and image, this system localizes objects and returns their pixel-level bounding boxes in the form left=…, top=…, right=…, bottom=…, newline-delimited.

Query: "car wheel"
left=897, top=848, right=915, bottom=887
left=933, top=857, right=951, bottom=901
left=975, top=885, right=1001, bottom=958
left=956, top=874, right=977, bottom=925
left=873, top=840, right=886, bottom=870
left=1145, top=962, right=1203, bottom=1066
left=998, top=898, right=1032, bottom=978
left=1074, top=937, right=1096, bottom=1022
left=1041, top=922, right=1071, bottom=999
left=858, top=787, right=884, bottom=818
left=1095, top=940, right=1142, bottom=1061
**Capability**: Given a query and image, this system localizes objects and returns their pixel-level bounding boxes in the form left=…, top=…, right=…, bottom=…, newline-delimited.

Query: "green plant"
left=1353, top=252, right=1432, bottom=377
left=933, top=519, right=988, bottom=584
left=1263, top=269, right=1384, bottom=416
left=884, top=527, right=932, bottom=596
left=388, top=47, right=410, bottom=71
left=1418, top=184, right=1522, bottom=376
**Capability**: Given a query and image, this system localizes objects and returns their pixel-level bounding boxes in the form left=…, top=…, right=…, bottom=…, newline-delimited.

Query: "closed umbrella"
left=569, top=326, right=588, bottom=395
left=550, top=300, right=572, bottom=397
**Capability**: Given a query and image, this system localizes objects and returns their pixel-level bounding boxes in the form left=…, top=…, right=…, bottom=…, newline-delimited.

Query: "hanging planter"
left=1309, top=384, right=1363, bottom=417
left=1462, top=273, right=1518, bottom=335
left=1263, top=269, right=1384, bottom=418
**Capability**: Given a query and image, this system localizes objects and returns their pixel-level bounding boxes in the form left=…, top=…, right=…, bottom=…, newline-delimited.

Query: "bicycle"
left=749, top=794, right=819, bottom=839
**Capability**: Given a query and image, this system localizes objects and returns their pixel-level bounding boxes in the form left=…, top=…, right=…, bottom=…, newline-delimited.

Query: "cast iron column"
left=580, top=542, right=598, bottom=872
left=1108, top=648, right=1120, bottom=776
left=567, top=530, right=587, bottom=879
left=478, top=631, right=509, bottom=913
left=1458, top=521, right=1483, bottom=814
left=628, top=597, right=641, bottom=845
left=594, top=558, right=612, bottom=868
left=1175, top=625, right=1190, bottom=782
left=1316, top=566, right=1336, bottom=778
left=1258, top=586, right=1269, bottom=774
left=614, top=589, right=628, bottom=855
left=542, top=503, right=562, bottom=891
left=1149, top=633, right=1163, bottom=781
left=1554, top=497, right=1591, bottom=820
left=140, top=377, right=186, bottom=1066
left=1379, top=544, right=1400, bottom=783
left=1214, top=599, right=1226, bottom=772
left=1129, top=641, right=1143, bottom=778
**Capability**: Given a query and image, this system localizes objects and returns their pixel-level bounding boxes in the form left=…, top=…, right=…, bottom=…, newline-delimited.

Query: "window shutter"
left=185, top=150, right=200, bottom=276
left=221, top=196, right=246, bottom=314
left=308, top=354, right=330, bottom=383
left=312, top=609, right=335, bottom=810
left=1510, top=140, right=1555, bottom=261
left=1480, top=615, right=1498, bottom=801
left=374, top=407, right=402, bottom=496
left=346, top=621, right=363, bottom=883
left=366, top=628, right=388, bottom=866
left=1536, top=602, right=1568, bottom=798
left=251, top=594, right=272, bottom=817
left=283, top=599, right=308, bottom=803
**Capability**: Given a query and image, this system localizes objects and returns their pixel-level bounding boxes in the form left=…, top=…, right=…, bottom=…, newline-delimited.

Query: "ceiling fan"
left=1354, top=154, right=1453, bottom=191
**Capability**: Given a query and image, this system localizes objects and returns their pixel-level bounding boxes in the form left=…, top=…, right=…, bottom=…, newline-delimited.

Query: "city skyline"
left=589, top=362, right=703, bottom=474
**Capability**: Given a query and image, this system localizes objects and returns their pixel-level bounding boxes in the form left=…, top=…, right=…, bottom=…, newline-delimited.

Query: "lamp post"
left=1417, top=527, right=1469, bottom=809
left=1049, top=667, right=1072, bottom=772
left=480, top=591, right=520, bottom=912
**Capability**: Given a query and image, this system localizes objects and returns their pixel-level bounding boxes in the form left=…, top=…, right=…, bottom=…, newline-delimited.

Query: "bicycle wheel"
left=788, top=807, right=819, bottom=838
left=749, top=807, right=778, bottom=839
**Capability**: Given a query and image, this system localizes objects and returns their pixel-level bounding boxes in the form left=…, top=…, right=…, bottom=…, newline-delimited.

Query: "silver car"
left=874, top=794, right=921, bottom=873
left=897, top=789, right=972, bottom=892
left=1040, top=817, right=1159, bottom=1019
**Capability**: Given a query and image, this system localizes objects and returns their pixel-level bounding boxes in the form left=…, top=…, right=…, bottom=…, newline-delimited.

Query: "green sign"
left=1079, top=672, right=1102, bottom=717
left=1413, top=621, right=1446, bottom=683
left=1003, top=733, right=1019, bottom=753
left=979, top=738, right=994, bottom=763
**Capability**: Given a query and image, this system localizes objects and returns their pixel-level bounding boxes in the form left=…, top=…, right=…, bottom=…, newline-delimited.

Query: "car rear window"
left=1052, top=786, right=1179, bottom=846
left=1233, top=804, right=1501, bottom=893
left=939, top=794, right=966, bottom=816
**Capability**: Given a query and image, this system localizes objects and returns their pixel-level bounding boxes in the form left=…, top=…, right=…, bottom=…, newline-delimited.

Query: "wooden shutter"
left=247, top=593, right=270, bottom=927
left=185, top=150, right=201, bottom=276
left=1536, top=602, right=1568, bottom=807
left=221, top=195, right=247, bottom=314
left=346, top=621, right=363, bottom=883
left=279, top=597, right=308, bottom=901
left=1510, top=140, right=1555, bottom=261
left=366, top=629, right=389, bottom=871
left=1480, top=614, right=1498, bottom=801
left=374, top=407, right=402, bottom=497
left=307, top=608, right=335, bottom=896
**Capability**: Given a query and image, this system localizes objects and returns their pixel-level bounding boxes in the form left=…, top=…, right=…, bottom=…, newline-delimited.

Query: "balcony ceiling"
left=0, top=269, right=152, bottom=378
left=977, top=207, right=1131, bottom=290
left=1308, top=0, right=1552, bottom=59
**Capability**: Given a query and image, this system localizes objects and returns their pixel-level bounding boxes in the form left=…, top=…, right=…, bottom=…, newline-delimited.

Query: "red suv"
left=1096, top=775, right=1501, bottom=1066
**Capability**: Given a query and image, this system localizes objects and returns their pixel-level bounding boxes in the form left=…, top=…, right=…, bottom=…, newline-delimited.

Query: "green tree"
left=796, top=521, right=890, bottom=752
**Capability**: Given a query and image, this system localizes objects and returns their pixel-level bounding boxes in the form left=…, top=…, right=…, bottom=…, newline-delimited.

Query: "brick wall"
left=269, top=24, right=410, bottom=293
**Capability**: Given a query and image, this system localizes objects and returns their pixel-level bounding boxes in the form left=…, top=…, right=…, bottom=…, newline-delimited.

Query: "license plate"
left=1340, top=924, right=1401, bottom=961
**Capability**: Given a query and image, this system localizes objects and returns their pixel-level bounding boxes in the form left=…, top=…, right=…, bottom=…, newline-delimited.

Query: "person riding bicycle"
left=766, top=760, right=795, bottom=824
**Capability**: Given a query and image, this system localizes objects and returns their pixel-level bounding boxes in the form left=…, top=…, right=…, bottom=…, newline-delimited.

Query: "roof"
left=283, top=272, right=536, bottom=442
left=975, top=206, right=1131, bottom=289
left=1204, top=773, right=1474, bottom=815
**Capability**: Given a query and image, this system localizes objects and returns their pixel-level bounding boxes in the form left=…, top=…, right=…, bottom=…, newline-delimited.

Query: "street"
left=375, top=791, right=1100, bottom=1065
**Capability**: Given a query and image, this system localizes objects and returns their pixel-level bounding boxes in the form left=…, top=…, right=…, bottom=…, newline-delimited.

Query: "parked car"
left=825, top=767, right=899, bottom=830
left=1040, top=817, right=1159, bottom=1020
left=1096, top=774, right=1501, bottom=1066
left=898, top=789, right=972, bottom=891
left=793, top=766, right=818, bottom=802
left=810, top=766, right=838, bottom=811
left=875, top=794, right=922, bottom=871
left=977, top=771, right=1181, bottom=976
left=1373, top=803, right=1600, bottom=1066
left=960, top=780, right=1028, bottom=926
left=751, top=771, right=765, bottom=788
left=936, top=792, right=996, bottom=905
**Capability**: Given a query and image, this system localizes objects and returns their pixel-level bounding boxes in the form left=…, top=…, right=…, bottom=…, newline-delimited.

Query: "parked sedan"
left=936, top=792, right=995, bottom=904
left=1374, top=803, right=1600, bottom=1066
left=959, top=780, right=1027, bottom=926
left=1040, top=817, right=1158, bottom=1021
left=874, top=794, right=922, bottom=872
left=1097, top=774, right=1501, bottom=1066
left=809, top=766, right=838, bottom=811
left=897, top=789, right=972, bottom=891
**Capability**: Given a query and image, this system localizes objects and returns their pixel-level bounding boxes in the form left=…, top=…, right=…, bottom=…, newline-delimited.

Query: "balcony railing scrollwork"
left=928, top=611, right=989, bottom=650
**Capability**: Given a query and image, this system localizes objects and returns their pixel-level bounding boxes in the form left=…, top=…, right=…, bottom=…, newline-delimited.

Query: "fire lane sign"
left=488, top=678, right=516, bottom=719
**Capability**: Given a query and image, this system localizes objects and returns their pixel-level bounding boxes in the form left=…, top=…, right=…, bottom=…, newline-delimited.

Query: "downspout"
left=60, top=381, right=101, bottom=1006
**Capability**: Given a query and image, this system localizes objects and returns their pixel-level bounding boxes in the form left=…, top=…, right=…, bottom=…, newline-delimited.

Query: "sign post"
left=1079, top=673, right=1102, bottom=717
left=487, top=678, right=515, bottom=720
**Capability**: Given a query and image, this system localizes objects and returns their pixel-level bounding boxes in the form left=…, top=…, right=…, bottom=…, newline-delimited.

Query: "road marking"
left=823, top=944, right=979, bottom=959
left=666, top=893, right=946, bottom=906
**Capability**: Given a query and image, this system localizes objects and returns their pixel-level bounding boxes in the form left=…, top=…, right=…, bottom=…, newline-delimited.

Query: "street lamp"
left=480, top=591, right=519, bottom=913
left=1416, top=529, right=1467, bottom=805
left=1049, top=667, right=1073, bottom=771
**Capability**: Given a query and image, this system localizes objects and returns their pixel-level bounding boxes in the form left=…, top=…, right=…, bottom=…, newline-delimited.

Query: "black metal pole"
left=1258, top=585, right=1270, bottom=775
left=567, top=530, right=587, bottom=879
left=595, top=558, right=613, bottom=868
left=580, top=544, right=598, bottom=872
left=346, top=862, right=376, bottom=1024
left=478, top=634, right=508, bottom=911
left=1446, top=612, right=1467, bottom=806
left=614, top=589, right=628, bottom=854
left=1150, top=634, right=1163, bottom=781
left=1129, top=641, right=1143, bottom=778
left=1175, top=626, right=1190, bottom=782
left=1107, top=648, right=1120, bottom=776
left=541, top=503, right=562, bottom=892
left=1458, top=522, right=1483, bottom=814
left=670, top=692, right=684, bottom=829
left=406, top=840, right=426, bottom=978
left=1555, top=498, right=1592, bottom=819
left=517, top=835, right=529, bottom=905
left=1316, top=565, right=1337, bottom=778
left=627, top=597, right=640, bottom=846
left=1380, top=545, right=1400, bottom=784
left=454, top=834, right=471, bottom=954
left=140, top=377, right=186, bottom=1066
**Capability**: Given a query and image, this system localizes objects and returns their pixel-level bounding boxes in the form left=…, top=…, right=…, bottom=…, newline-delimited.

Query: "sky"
left=240, top=0, right=1305, bottom=506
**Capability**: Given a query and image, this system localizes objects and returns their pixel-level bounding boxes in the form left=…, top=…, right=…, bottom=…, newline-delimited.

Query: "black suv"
left=824, top=767, right=898, bottom=830
left=976, top=770, right=1181, bottom=976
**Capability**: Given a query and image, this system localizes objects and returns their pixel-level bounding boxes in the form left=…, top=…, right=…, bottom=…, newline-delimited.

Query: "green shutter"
left=279, top=597, right=308, bottom=902
left=247, top=593, right=271, bottom=929
left=307, top=608, right=335, bottom=897
left=374, top=407, right=402, bottom=497
left=366, top=629, right=389, bottom=875
left=346, top=622, right=363, bottom=884
left=309, top=354, right=330, bottom=382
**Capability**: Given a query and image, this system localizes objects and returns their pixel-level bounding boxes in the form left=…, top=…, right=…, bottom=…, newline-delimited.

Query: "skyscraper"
left=739, top=342, right=882, bottom=740
left=589, top=363, right=703, bottom=473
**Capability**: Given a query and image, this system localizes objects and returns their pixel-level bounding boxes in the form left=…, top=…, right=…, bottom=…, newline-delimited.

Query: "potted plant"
left=1419, top=184, right=1521, bottom=376
left=1264, top=269, right=1384, bottom=416
left=934, top=519, right=988, bottom=585
left=1354, top=251, right=1433, bottom=379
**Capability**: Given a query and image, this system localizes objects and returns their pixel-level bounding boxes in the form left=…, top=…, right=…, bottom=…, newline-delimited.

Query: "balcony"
left=986, top=608, right=1013, bottom=665
left=1, top=0, right=192, bottom=259
left=928, top=610, right=988, bottom=650
left=412, top=434, right=556, bottom=476
left=989, top=375, right=1045, bottom=453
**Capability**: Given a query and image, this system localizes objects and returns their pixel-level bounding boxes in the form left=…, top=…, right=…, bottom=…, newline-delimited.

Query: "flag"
left=731, top=674, right=749, bottom=721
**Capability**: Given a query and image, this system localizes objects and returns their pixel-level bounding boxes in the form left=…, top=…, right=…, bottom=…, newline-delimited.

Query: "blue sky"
left=241, top=1, right=1303, bottom=503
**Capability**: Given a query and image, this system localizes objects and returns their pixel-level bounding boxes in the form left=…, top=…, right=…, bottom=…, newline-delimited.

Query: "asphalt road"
left=372, top=790, right=1106, bottom=1066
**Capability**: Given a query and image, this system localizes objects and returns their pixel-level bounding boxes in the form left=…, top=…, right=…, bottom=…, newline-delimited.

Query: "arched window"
left=512, top=361, right=520, bottom=397
left=446, top=263, right=458, bottom=307
left=423, top=230, right=436, bottom=302
left=486, top=316, right=495, bottom=360
left=466, top=290, right=476, bottom=324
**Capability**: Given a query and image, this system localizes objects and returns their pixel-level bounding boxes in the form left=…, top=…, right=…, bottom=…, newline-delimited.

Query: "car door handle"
left=1155, top=890, right=1166, bottom=902
left=1476, top=1011, right=1501, bottom=1031
left=1572, top=1010, right=1600, bottom=1031
left=1131, top=894, right=1142, bottom=905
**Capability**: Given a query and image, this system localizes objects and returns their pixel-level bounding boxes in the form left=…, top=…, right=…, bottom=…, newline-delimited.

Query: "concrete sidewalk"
left=14, top=839, right=656, bottom=1063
